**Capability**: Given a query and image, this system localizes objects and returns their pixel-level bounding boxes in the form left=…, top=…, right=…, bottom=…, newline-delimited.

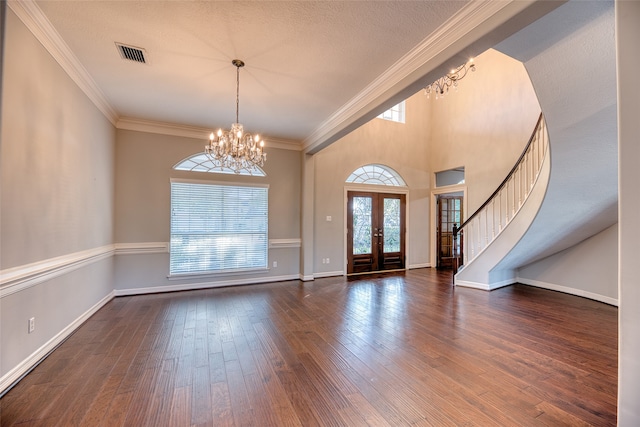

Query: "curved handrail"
left=453, top=113, right=548, bottom=268
left=457, top=113, right=543, bottom=232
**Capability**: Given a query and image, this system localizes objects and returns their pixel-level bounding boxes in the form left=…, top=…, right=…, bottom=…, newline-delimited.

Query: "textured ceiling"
left=34, top=1, right=469, bottom=143
left=28, top=1, right=565, bottom=149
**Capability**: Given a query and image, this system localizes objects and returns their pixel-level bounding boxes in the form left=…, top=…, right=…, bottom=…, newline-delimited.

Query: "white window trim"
left=169, top=178, right=269, bottom=277
left=167, top=267, right=269, bottom=280
left=345, top=164, right=407, bottom=187
left=170, top=177, right=269, bottom=188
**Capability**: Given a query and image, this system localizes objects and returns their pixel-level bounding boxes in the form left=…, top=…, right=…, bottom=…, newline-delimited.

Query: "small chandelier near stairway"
left=205, top=59, right=266, bottom=173
left=424, top=58, right=476, bottom=100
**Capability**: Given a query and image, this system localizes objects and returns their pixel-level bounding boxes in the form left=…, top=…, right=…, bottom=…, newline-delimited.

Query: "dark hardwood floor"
left=0, top=268, right=617, bottom=426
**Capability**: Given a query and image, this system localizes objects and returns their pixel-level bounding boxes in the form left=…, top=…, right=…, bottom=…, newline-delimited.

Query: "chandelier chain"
left=204, top=59, right=266, bottom=174
left=235, top=64, right=240, bottom=124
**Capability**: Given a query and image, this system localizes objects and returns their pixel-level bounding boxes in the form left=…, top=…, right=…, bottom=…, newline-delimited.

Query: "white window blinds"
left=170, top=180, right=268, bottom=275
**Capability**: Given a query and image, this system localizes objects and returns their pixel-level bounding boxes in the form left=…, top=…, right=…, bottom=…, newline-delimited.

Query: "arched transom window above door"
left=345, top=164, right=406, bottom=186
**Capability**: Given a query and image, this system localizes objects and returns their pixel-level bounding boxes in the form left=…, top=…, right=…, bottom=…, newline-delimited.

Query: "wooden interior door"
left=437, top=195, right=463, bottom=269
left=347, top=191, right=405, bottom=274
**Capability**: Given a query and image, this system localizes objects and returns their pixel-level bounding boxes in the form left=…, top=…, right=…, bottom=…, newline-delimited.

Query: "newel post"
left=452, top=223, right=459, bottom=284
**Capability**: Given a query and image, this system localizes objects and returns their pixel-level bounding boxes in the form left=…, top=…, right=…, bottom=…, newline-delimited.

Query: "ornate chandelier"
left=205, top=59, right=266, bottom=173
left=424, top=59, right=476, bottom=99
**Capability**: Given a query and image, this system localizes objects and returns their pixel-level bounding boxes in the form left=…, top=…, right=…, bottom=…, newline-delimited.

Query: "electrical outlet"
left=28, top=317, right=35, bottom=334
left=326, top=258, right=330, bottom=264
left=273, top=261, right=278, bottom=268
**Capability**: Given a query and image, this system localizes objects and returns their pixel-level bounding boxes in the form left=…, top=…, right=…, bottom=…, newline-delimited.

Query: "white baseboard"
left=313, top=271, right=344, bottom=279
left=487, top=279, right=513, bottom=290
left=299, top=274, right=315, bottom=282
left=454, top=279, right=491, bottom=290
left=454, top=278, right=512, bottom=291
left=408, top=263, right=431, bottom=269
left=517, top=277, right=619, bottom=306
left=0, top=291, right=115, bottom=396
left=455, top=276, right=619, bottom=306
left=114, top=274, right=301, bottom=296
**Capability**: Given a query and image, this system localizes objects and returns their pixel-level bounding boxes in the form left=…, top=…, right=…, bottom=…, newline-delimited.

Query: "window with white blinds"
left=170, top=180, right=268, bottom=275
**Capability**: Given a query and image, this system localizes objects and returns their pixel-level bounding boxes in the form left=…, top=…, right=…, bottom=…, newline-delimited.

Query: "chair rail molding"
left=114, top=242, right=169, bottom=255
left=0, top=245, right=115, bottom=298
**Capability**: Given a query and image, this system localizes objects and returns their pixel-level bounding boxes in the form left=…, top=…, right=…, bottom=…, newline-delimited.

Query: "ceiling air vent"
left=115, top=43, right=147, bottom=64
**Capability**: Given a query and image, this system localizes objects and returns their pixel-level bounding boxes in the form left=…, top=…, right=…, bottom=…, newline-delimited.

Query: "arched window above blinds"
left=346, top=164, right=406, bottom=186
left=173, top=153, right=266, bottom=177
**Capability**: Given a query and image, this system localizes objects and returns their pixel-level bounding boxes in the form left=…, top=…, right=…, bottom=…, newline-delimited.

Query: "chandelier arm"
left=423, top=59, right=476, bottom=99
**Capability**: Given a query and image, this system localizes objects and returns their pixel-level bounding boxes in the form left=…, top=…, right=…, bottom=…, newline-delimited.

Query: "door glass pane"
left=353, top=196, right=372, bottom=255
left=383, top=198, right=400, bottom=253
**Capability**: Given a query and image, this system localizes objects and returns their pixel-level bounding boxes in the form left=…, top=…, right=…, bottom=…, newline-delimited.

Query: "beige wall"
left=311, top=49, right=540, bottom=274
left=518, top=224, right=618, bottom=304
left=113, top=129, right=301, bottom=291
left=1, top=10, right=115, bottom=269
left=313, top=91, right=432, bottom=273
left=0, top=9, right=115, bottom=382
left=428, top=49, right=541, bottom=212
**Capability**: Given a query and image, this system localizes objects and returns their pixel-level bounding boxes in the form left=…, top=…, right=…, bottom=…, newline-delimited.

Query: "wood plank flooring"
left=0, top=268, right=618, bottom=426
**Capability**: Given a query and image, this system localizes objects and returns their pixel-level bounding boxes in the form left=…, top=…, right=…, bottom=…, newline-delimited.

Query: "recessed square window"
left=377, top=101, right=405, bottom=123
left=435, top=167, right=465, bottom=187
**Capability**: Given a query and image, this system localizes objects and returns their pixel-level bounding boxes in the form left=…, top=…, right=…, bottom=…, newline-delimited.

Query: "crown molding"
left=302, top=0, right=536, bottom=154
left=117, top=117, right=210, bottom=139
left=8, top=0, right=119, bottom=125
left=8, top=0, right=303, bottom=150
left=266, top=137, right=303, bottom=152
left=117, top=117, right=302, bottom=151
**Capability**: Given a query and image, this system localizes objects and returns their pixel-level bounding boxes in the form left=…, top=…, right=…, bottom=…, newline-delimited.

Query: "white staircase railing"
left=454, top=113, right=549, bottom=268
